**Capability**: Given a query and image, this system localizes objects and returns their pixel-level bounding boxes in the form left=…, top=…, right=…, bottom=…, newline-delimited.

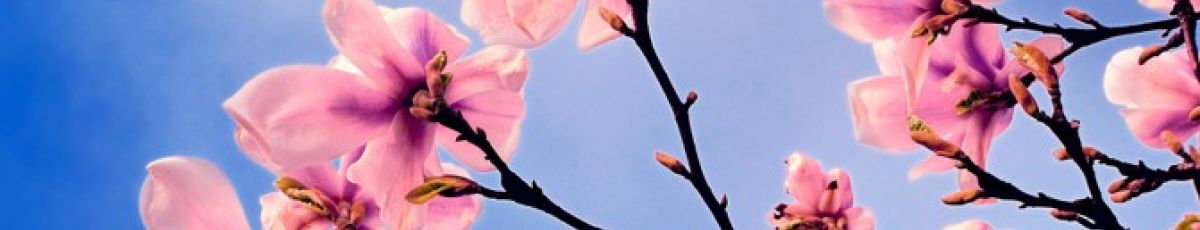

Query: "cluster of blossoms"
left=134, top=0, right=1200, bottom=228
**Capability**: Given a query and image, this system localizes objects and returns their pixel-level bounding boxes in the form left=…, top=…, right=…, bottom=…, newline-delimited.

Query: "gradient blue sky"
left=2, top=0, right=1197, bottom=229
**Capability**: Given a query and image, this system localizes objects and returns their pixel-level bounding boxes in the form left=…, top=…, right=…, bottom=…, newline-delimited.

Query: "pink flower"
left=848, top=24, right=1064, bottom=191
left=225, top=1, right=527, bottom=226
left=942, top=219, right=993, bottom=230
left=1140, top=0, right=1200, bottom=13
left=140, top=156, right=250, bottom=230
left=1103, top=47, right=1200, bottom=149
left=138, top=155, right=482, bottom=230
left=822, top=0, right=999, bottom=42
left=769, top=153, right=874, bottom=230
left=461, top=0, right=578, bottom=49
left=460, top=0, right=632, bottom=51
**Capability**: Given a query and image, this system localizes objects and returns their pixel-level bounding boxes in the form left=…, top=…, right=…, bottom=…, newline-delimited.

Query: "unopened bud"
left=685, top=91, right=699, bottom=108
left=1012, top=42, right=1058, bottom=89
left=940, top=0, right=971, bottom=15
left=909, top=116, right=962, bottom=158
left=924, top=15, right=957, bottom=34
left=598, top=7, right=627, bottom=33
left=1050, top=209, right=1079, bottom=220
left=275, top=177, right=332, bottom=215
left=1007, top=74, right=1039, bottom=116
left=1139, top=33, right=1185, bottom=64
left=1063, top=8, right=1098, bottom=26
left=655, top=151, right=689, bottom=176
left=1053, top=146, right=1099, bottom=161
left=406, top=175, right=480, bottom=204
left=1189, top=106, right=1200, bottom=121
left=1110, top=189, right=1134, bottom=203
left=941, top=189, right=983, bottom=205
left=1163, top=131, right=1184, bottom=154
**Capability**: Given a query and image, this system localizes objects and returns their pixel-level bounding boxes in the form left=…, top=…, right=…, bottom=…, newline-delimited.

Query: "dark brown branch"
left=434, top=110, right=601, bottom=230
left=613, top=0, right=734, bottom=229
left=1093, top=151, right=1200, bottom=202
left=946, top=151, right=1105, bottom=229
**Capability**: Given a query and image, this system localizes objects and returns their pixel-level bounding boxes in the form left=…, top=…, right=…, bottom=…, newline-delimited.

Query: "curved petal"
left=1140, top=0, right=1200, bottom=13
left=784, top=153, right=827, bottom=215
left=907, top=154, right=956, bottom=180
left=224, top=65, right=396, bottom=171
left=438, top=91, right=525, bottom=171
left=848, top=75, right=919, bottom=152
left=821, top=168, right=855, bottom=214
left=578, top=0, right=633, bottom=51
left=324, top=0, right=418, bottom=94
left=940, top=24, right=1005, bottom=80
left=260, top=192, right=331, bottom=230
left=1104, top=48, right=1200, bottom=109
left=822, top=0, right=928, bottom=42
left=280, top=164, right=341, bottom=199
left=140, top=156, right=249, bottom=230
left=462, top=0, right=577, bottom=48
left=346, top=115, right=437, bottom=230
left=943, top=219, right=993, bottom=230
left=383, top=7, right=471, bottom=69
left=422, top=164, right=484, bottom=230
left=845, top=207, right=876, bottom=230
left=1120, top=108, right=1200, bottom=148
left=444, top=46, right=530, bottom=103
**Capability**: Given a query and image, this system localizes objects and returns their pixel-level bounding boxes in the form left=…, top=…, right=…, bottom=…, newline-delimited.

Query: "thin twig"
left=434, top=110, right=601, bottom=230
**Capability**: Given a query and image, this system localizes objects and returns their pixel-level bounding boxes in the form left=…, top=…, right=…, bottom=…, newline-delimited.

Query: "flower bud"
left=941, top=189, right=983, bottom=205
left=426, top=50, right=451, bottom=98
left=1189, top=106, right=1200, bottom=121
left=685, top=91, right=699, bottom=108
left=1008, top=74, right=1040, bottom=116
left=909, top=116, right=962, bottom=158
left=406, top=175, right=481, bottom=204
left=1139, top=32, right=1184, bottom=64
left=598, top=7, right=627, bottom=33
left=1054, top=146, right=1100, bottom=161
left=1050, top=209, right=1079, bottom=220
left=1063, top=8, right=1098, bottom=26
left=940, top=0, right=971, bottom=15
left=655, top=151, right=689, bottom=176
left=1163, top=131, right=1184, bottom=154
left=1110, top=189, right=1134, bottom=203
left=275, top=177, right=333, bottom=216
left=1012, top=42, right=1058, bottom=89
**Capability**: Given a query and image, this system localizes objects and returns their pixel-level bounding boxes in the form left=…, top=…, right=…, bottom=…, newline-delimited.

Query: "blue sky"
left=2, top=0, right=1197, bottom=229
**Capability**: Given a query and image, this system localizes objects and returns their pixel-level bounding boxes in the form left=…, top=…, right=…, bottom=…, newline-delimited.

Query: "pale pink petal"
left=280, top=164, right=341, bottom=198
left=848, top=75, right=919, bottom=152
left=578, top=0, right=633, bottom=51
left=323, top=0, right=418, bottom=94
left=260, top=192, right=331, bottom=230
left=140, top=156, right=249, bottom=230
left=943, top=219, right=994, bottom=230
left=845, top=207, right=876, bottom=230
left=1120, top=108, right=1200, bottom=148
left=872, top=39, right=904, bottom=76
left=437, top=91, right=524, bottom=171
left=422, top=164, right=484, bottom=230
left=821, top=168, right=855, bottom=214
left=462, top=0, right=577, bottom=48
left=822, top=0, right=929, bottom=42
left=784, top=153, right=828, bottom=214
left=443, top=46, right=530, bottom=103
left=907, top=155, right=957, bottom=180
left=346, top=116, right=437, bottom=230
left=1104, top=48, right=1200, bottom=109
left=224, top=65, right=396, bottom=171
left=940, top=24, right=1005, bottom=78
left=382, top=7, right=471, bottom=68
left=1140, top=0, right=1200, bottom=13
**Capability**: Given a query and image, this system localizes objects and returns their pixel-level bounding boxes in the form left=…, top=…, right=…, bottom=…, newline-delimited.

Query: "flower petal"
left=848, top=75, right=919, bottom=152
left=462, top=0, right=577, bottom=48
left=822, top=168, right=855, bottom=214
left=438, top=91, right=525, bottom=171
left=224, top=65, right=396, bottom=171
left=383, top=7, right=471, bottom=67
left=423, top=164, right=484, bottom=230
left=444, top=46, right=530, bottom=102
left=845, top=207, right=876, bottom=230
left=346, top=116, right=437, bottom=230
left=1140, top=0, right=1200, bottom=13
left=1120, top=108, right=1200, bottom=148
left=783, top=153, right=827, bottom=215
left=323, top=0, right=418, bottom=94
left=140, top=156, right=249, bottom=230
left=822, top=0, right=928, bottom=42
left=1104, top=48, right=1200, bottom=109
left=260, top=192, right=331, bottom=230
left=943, top=219, right=993, bottom=230
left=578, top=0, right=633, bottom=51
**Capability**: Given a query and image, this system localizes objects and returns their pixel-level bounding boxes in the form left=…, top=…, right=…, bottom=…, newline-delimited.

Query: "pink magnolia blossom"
left=139, top=155, right=481, bottom=230
left=769, top=153, right=874, bottom=230
left=1140, top=0, right=1200, bottom=13
left=848, top=24, right=1064, bottom=192
left=822, top=0, right=999, bottom=42
left=1103, top=47, right=1200, bottom=148
left=942, top=219, right=993, bottom=230
left=461, top=0, right=578, bottom=49
left=225, top=1, right=527, bottom=226
left=459, top=0, right=632, bottom=51
left=140, top=156, right=250, bottom=230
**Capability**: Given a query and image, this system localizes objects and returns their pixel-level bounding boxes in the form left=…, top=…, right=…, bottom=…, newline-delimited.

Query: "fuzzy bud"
left=1163, top=131, right=1184, bottom=154
left=909, top=116, right=962, bottom=158
left=1008, top=74, right=1039, bottom=116
left=940, top=0, right=971, bottom=15
left=655, top=151, right=689, bottom=176
left=598, top=7, right=627, bottom=33
left=941, top=189, right=983, bottom=205
left=1189, top=106, right=1200, bottom=121
left=1053, top=146, right=1099, bottom=161
left=1063, top=8, right=1098, bottom=26
left=685, top=91, right=699, bottom=108
left=1012, top=42, right=1058, bottom=89
left=1139, top=32, right=1185, bottom=65
left=406, top=175, right=481, bottom=204
left=1050, top=209, right=1079, bottom=220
